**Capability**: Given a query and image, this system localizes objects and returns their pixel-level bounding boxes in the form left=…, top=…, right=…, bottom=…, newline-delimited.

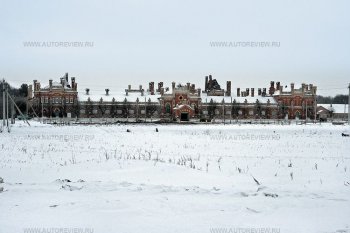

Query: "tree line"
left=0, top=82, right=28, bottom=97
left=317, top=94, right=349, bottom=104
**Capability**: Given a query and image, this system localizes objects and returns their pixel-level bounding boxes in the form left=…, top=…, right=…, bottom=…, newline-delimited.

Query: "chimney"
left=209, top=75, right=212, bottom=81
left=65, top=73, right=68, bottom=82
left=246, top=88, right=249, bottom=96
left=191, top=84, right=195, bottom=92
left=258, top=88, right=262, bottom=96
left=187, top=82, right=190, bottom=90
left=251, top=88, right=254, bottom=97
left=172, top=82, right=175, bottom=90
left=309, top=84, right=313, bottom=91
left=262, top=88, right=267, bottom=97
left=158, top=82, right=163, bottom=92
left=139, top=85, right=142, bottom=91
left=205, top=76, right=208, bottom=91
left=33, top=80, right=40, bottom=91
left=237, top=88, right=240, bottom=97
left=28, top=85, right=33, bottom=99
left=105, top=89, right=109, bottom=95
left=160, top=87, right=164, bottom=95
left=197, top=88, right=201, bottom=96
left=226, top=81, right=231, bottom=96
left=49, top=79, right=53, bottom=89
left=269, top=81, right=275, bottom=95
left=128, top=85, right=131, bottom=91
left=291, top=83, right=295, bottom=93
left=302, top=83, right=306, bottom=93
left=276, top=82, right=280, bottom=91
left=149, top=82, right=154, bottom=95
left=71, top=77, right=76, bottom=90
left=85, top=88, right=90, bottom=95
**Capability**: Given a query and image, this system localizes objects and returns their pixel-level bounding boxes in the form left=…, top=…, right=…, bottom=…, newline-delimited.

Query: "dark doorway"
left=180, top=112, right=189, bottom=121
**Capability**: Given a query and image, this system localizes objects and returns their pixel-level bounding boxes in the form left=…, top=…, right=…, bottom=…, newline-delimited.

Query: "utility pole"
left=6, top=82, right=9, bottom=127
left=2, top=79, right=5, bottom=127
left=144, top=97, right=146, bottom=122
left=305, top=101, right=308, bottom=124
left=6, top=90, right=30, bottom=126
left=348, top=83, right=350, bottom=125
left=222, top=98, right=225, bottom=124
left=230, top=96, right=232, bottom=124
left=314, top=94, right=317, bottom=123
left=41, top=98, right=44, bottom=123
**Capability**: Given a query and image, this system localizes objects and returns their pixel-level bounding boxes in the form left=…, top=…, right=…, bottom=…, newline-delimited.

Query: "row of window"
left=80, top=109, right=158, bottom=115
left=202, top=110, right=266, bottom=116
left=40, top=97, right=74, bottom=104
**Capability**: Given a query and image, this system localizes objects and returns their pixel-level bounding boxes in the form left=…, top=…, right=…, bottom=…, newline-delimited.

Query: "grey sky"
left=1, top=0, right=349, bottom=96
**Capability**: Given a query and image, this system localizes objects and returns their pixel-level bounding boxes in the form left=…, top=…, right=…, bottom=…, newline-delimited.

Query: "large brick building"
left=31, top=73, right=78, bottom=117
left=29, top=73, right=317, bottom=121
left=269, top=81, right=317, bottom=119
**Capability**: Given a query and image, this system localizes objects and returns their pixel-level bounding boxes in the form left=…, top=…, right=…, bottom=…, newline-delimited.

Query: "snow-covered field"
left=1, top=122, right=350, bottom=233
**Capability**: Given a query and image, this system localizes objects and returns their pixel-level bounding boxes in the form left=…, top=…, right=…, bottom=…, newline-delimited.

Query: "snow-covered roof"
left=77, top=87, right=277, bottom=104
left=201, top=93, right=276, bottom=104
left=78, top=89, right=161, bottom=102
left=173, top=104, right=194, bottom=110
left=42, top=80, right=73, bottom=90
left=318, top=104, right=348, bottom=113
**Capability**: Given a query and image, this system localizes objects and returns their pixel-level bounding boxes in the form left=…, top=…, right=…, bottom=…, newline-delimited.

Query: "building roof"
left=78, top=89, right=161, bottom=102
left=77, top=87, right=277, bottom=104
left=201, top=92, right=276, bottom=104
left=318, top=104, right=349, bottom=114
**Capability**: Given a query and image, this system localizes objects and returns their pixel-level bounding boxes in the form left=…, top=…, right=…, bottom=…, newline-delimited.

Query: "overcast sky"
left=1, top=0, right=349, bottom=96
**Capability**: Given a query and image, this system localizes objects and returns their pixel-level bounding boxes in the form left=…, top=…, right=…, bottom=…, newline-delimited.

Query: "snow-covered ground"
left=1, top=122, right=350, bottom=233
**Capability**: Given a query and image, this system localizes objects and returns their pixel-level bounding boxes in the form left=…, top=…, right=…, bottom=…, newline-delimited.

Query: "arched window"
left=165, top=103, right=171, bottom=113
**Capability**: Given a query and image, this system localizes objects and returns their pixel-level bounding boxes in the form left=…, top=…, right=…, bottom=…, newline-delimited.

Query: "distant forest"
left=0, top=82, right=28, bottom=97
left=317, top=94, right=349, bottom=104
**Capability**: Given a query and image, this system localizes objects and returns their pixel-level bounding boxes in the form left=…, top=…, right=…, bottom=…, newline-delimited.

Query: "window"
left=45, top=97, right=48, bottom=103
left=66, top=97, right=69, bottom=103
left=41, top=97, right=44, bottom=103
left=165, top=103, right=171, bottom=113
left=249, top=110, right=253, bottom=115
left=70, top=98, right=73, bottom=103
